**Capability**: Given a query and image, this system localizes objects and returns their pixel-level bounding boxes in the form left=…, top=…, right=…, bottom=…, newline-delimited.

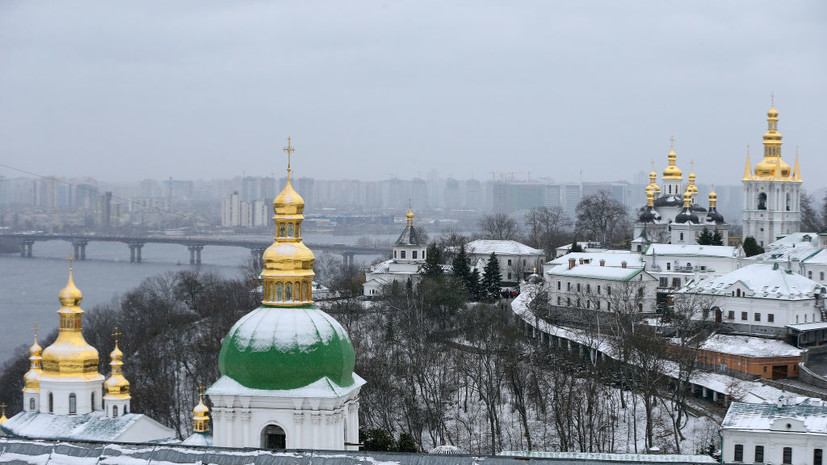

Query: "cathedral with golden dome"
left=742, top=99, right=803, bottom=247
left=0, top=261, right=176, bottom=442
left=632, top=137, right=729, bottom=250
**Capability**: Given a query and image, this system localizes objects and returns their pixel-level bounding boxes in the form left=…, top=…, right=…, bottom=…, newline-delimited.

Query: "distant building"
left=750, top=231, right=827, bottom=287
left=464, top=240, right=545, bottom=284
left=363, top=207, right=426, bottom=297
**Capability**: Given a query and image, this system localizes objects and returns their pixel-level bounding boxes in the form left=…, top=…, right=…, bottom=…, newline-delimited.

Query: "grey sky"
left=1, top=1, right=825, bottom=188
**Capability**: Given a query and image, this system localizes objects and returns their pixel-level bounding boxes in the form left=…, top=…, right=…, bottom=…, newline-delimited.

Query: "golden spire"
left=682, top=189, right=692, bottom=208
left=743, top=145, right=753, bottom=181
left=793, top=146, right=803, bottom=182
left=646, top=187, right=655, bottom=207
left=0, top=402, right=7, bottom=425
left=104, top=327, right=130, bottom=400
left=261, top=138, right=315, bottom=307
left=662, top=136, right=683, bottom=180
left=687, top=160, right=698, bottom=197
left=23, top=322, right=43, bottom=393
left=41, top=257, right=100, bottom=378
left=708, top=184, right=718, bottom=208
left=646, top=159, right=660, bottom=196
left=406, top=198, right=414, bottom=227
left=193, top=383, right=210, bottom=433
left=755, top=96, right=789, bottom=180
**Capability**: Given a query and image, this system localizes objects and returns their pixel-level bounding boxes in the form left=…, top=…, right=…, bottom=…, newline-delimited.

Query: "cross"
left=197, top=383, right=206, bottom=396
left=690, top=159, right=695, bottom=173
left=669, top=136, right=676, bottom=149
left=650, top=159, right=655, bottom=171
left=111, top=326, right=122, bottom=344
left=66, top=254, right=75, bottom=270
left=1, top=403, right=6, bottom=415
left=31, top=322, right=39, bottom=335
left=771, top=91, right=775, bottom=107
left=283, top=137, right=295, bottom=172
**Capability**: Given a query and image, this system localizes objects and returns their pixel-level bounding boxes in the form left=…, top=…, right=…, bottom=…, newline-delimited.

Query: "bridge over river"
left=0, top=233, right=387, bottom=266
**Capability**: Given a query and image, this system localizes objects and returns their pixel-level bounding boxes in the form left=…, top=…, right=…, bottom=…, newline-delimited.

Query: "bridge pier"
left=72, top=240, right=88, bottom=260
left=21, top=240, right=34, bottom=258
left=189, top=245, right=204, bottom=265
left=250, top=247, right=266, bottom=270
left=129, top=243, right=144, bottom=263
left=342, top=252, right=355, bottom=268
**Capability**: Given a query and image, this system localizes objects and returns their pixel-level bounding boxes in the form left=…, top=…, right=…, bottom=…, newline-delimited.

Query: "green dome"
left=218, top=305, right=356, bottom=390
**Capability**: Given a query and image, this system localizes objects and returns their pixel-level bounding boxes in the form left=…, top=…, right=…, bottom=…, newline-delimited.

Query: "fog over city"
left=1, top=1, right=825, bottom=188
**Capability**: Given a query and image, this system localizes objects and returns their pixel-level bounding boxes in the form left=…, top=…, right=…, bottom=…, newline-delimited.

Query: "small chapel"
left=0, top=260, right=175, bottom=442
left=205, top=138, right=364, bottom=450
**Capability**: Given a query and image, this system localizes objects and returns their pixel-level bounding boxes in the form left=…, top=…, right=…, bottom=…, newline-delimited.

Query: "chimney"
left=569, top=259, right=576, bottom=270
left=579, top=258, right=584, bottom=265
left=621, top=261, right=627, bottom=269
left=600, top=259, right=605, bottom=267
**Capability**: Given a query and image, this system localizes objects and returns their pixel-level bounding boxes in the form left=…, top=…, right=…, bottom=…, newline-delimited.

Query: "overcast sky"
left=1, top=1, right=824, bottom=188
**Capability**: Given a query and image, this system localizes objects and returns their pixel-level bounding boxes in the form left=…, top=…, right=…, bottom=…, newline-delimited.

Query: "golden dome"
left=41, top=268, right=101, bottom=379
left=193, top=389, right=210, bottom=433
left=768, top=106, right=778, bottom=118
left=104, top=338, right=130, bottom=400
left=662, top=148, right=683, bottom=180
left=260, top=138, right=316, bottom=307
left=753, top=100, right=791, bottom=181
left=682, top=189, right=692, bottom=208
left=406, top=207, right=415, bottom=227
left=23, top=331, right=43, bottom=393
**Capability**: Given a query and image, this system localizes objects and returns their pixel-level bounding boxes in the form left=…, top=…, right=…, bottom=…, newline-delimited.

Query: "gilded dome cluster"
left=744, top=103, right=801, bottom=182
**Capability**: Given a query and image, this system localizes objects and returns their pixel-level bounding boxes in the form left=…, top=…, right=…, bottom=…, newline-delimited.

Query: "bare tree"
left=801, top=190, right=823, bottom=232
left=478, top=213, right=520, bottom=240
left=524, top=206, right=572, bottom=257
left=575, top=190, right=629, bottom=247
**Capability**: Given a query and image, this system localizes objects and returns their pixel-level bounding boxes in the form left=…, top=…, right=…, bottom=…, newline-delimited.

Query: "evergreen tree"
left=451, top=244, right=471, bottom=292
left=711, top=229, right=724, bottom=246
left=481, top=252, right=502, bottom=301
left=696, top=228, right=714, bottom=245
left=397, top=433, right=419, bottom=452
left=420, top=243, right=443, bottom=278
left=743, top=236, right=765, bottom=257
left=569, top=238, right=584, bottom=253
left=468, top=268, right=483, bottom=301
left=361, top=428, right=397, bottom=451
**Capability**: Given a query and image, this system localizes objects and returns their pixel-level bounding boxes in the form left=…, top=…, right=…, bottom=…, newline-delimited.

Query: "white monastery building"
left=363, top=206, right=426, bottom=297
left=464, top=239, right=545, bottom=284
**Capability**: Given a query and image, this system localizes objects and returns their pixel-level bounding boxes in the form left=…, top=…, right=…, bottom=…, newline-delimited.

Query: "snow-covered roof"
left=751, top=240, right=821, bottom=263
left=679, top=263, right=822, bottom=300
left=805, top=249, right=827, bottom=265
left=696, top=334, right=804, bottom=358
left=181, top=432, right=213, bottom=447
left=766, top=232, right=820, bottom=250
left=0, top=412, right=174, bottom=442
left=395, top=225, right=423, bottom=247
left=787, top=322, right=827, bottom=331
left=500, top=451, right=716, bottom=463
left=546, top=264, right=648, bottom=282
left=206, top=373, right=365, bottom=399
left=547, top=251, right=645, bottom=268
left=723, top=400, right=827, bottom=432
left=0, top=438, right=721, bottom=465
left=643, top=244, right=741, bottom=258
left=465, top=240, right=544, bottom=257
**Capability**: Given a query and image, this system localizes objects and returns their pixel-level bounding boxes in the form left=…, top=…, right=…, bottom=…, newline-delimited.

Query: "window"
left=821, top=272, right=825, bottom=281
left=29, top=398, right=35, bottom=411
left=577, top=283, right=581, bottom=292
left=422, top=250, right=426, bottom=259
left=755, top=445, right=764, bottom=463
left=557, top=296, right=561, bottom=305
left=287, top=223, right=294, bottom=237
left=400, top=251, right=406, bottom=259
left=680, top=233, right=684, bottom=241
left=91, top=393, right=95, bottom=411
left=586, top=300, right=590, bottom=309
left=286, top=283, right=292, bottom=301
left=507, top=272, right=512, bottom=280
left=567, top=298, right=571, bottom=306
left=597, top=301, right=601, bottom=310
left=69, top=393, right=77, bottom=414
left=607, top=302, right=611, bottom=311
left=734, top=444, right=743, bottom=462
left=816, top=449, right=823, bottom=465
left=567, top=282, right=571, bottom=291
left=557, top=281, right=561, bottom=290
left=262, top=424, right=287, bottom=450
left=783, top=447, right=792, bottom=464
left=736, top=289, right=741, bottom=297
left=728, top=310, right=735, bottom=320
left=393, top=250, right=397, bottom=258
left=672, top=278, right=682, bottom=288
left=768, top=313, right=774, bottom=323
left=607, top=286, right=611, bottom=295
left=48, top=393, right=53, bottom=413
left=412, top=251, right=417, bottom=259
left=113, top=405, right=118, bottom=418
left=755, top=313, right=761, bottom=322
left=660, top=277, right=668, bottom=287
left=586, top=284, right=591, bottom=293
left=597, top=285, right=601, bottom=294
left=507, top=259, right=512, bottom=266
left=810, top=271, right=814, bottom=279
left=666, top=263, right=671, bottom=271
left=741, top=311, right=748, bottom=321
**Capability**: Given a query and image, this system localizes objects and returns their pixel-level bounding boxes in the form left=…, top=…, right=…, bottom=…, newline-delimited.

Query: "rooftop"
left=679, top=263, right=822, bottom=300
left=643, top=244, right=741, bottom=258
left=723, top=400, right=827, bottom=432
left=465, top=240, right=544, bottom=257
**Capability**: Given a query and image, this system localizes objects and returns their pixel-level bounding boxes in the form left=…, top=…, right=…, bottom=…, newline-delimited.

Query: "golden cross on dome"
left=650, top=159, right=655, bottom=171
left=669, top=136, right=676, bottom=149
left=283, top=137, right=295, bottom=172
left=771, top=91, right=775, bottom=107
left=31, top=322, right=39, bottom=335
left=0, top=403, right=6, bottom=415
left=690, top=159, right=695, bottom=173
left=66, top=254, right=75, bottom=270
left=197, top=382, right=206, bottom=395
left=111, top=326, right=122, bottom=344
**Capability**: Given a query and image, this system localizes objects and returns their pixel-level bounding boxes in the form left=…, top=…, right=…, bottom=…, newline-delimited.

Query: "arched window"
left=91, top=392, right=95, bottom=411
left=69, top=393, right=77, bottom=414
left=287, top=223, right=294, bottom=238
left=113, top=405, right=118, bottom=418
left=48, top=393, right=54, bottom=413
left=295, top=282, right=300, bottom=300
left=786, top=193, right=791, bottom=211
left=286, top=283, right=292, bottom=301
left=124, top=405, right=128, bottom=414
left=276, top=283, right=283, bottom=301
left=261, top=424, right=286, bottom=450
left=279, top=224, right=286, bottom=237
left=680, top=233, right=684, bottom=241
left=29, top=398, right=35, bottom=411
left=736, top=289, right=741, bottom=297
left=301, top=282, right=308, bottom=301
left=758, top=192, right=767, bottom=210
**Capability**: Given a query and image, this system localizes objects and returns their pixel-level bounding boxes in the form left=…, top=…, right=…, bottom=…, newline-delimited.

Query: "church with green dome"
left=205, top=138, right=364, bottom=450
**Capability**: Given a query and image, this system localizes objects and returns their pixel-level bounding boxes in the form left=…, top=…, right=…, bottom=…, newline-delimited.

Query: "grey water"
left=0, top=234, right=392, bottom=365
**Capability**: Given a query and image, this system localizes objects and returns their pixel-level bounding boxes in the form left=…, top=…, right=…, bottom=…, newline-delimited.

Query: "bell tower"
left=742, top=97, right=803, bottom=247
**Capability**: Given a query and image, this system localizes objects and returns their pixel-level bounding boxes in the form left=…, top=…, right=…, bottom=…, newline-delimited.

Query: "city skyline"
left=0, top=1, right=824, bottom=185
